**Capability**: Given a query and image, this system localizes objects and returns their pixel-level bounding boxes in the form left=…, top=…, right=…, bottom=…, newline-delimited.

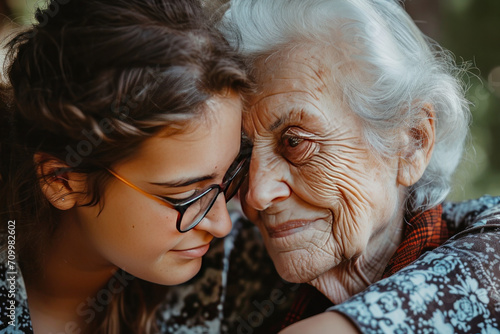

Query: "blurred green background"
left=404, top=0, right=500, bottom=200
left=2, top=0, right=499, bottom=201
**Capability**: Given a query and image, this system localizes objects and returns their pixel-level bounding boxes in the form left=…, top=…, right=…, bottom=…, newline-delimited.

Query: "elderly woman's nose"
left=244, top=154, right=292, bottom=211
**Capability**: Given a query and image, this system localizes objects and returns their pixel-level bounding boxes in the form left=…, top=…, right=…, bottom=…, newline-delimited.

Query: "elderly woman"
left=216, top=0, right=500, bottom=332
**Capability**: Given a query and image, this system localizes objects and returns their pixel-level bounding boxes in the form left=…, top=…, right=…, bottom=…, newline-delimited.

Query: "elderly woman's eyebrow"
left=269, top=118, right=285, bottom=131
left=269, top=113, right=293, bottom=131
left=268, top=108, right=320, bottom=133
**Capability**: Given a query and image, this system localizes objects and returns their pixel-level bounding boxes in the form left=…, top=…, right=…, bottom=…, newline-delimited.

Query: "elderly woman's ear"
left=397, top=104, right=436, bottom=187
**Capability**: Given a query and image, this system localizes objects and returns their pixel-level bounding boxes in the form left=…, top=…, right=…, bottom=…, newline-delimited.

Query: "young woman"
left=0, top=0, right=250, bottom=333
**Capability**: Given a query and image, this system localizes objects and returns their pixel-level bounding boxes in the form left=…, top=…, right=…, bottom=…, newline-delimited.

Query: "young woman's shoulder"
left=0, top=235, right=34, bottom=334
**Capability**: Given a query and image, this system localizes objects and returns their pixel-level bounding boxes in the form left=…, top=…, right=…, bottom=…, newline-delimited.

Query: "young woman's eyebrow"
left=150, top=150, right=243, bottom=188
left=149, top=147, right=247, bottom=188
left=149, top=174, right=216, bottom=188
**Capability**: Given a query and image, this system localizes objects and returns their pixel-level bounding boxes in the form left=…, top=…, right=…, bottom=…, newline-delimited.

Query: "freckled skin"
left=242, top=46, right=409, bottom=303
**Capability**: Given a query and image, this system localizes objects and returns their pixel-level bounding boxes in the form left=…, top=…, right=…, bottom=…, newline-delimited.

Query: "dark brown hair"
left=0, top=0, right=249, bottom=332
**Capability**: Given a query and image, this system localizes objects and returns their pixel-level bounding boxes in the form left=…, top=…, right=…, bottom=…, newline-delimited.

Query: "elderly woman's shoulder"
left=442, top=194, right=500, bottom=232
left=329, top=195, right=500, bottom=333
left=441, top=195, right=500, bottom=254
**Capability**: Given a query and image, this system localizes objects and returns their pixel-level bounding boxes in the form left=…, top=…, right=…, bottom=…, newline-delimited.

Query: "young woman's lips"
left=265, top=220, right=310, bottom=238
left=171, top=244, right=210, bottom=258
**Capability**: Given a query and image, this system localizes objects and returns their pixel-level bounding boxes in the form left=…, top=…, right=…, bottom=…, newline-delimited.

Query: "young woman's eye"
left=161, top=190, right=199, bottom=204
left=280, top=127, right=318, bottom=164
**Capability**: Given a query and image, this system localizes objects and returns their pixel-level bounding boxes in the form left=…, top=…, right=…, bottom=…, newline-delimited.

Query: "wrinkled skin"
left=241, top=46, right=432, bottom=303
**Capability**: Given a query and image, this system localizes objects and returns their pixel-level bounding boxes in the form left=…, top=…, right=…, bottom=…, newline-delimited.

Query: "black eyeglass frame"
left=106, top=152, right=251, bottom=233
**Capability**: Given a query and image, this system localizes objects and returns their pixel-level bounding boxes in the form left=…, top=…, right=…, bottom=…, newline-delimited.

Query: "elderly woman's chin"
left=243, top=207, right=347, bottom=283
left=240, top=189, right=378, bottom=284
left=266, top=239, right=344, bottom=283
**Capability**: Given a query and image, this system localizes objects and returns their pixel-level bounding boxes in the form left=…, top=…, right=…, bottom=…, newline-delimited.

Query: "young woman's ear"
left=34, top=153, right=86, bottom=210
left=397, top=103, right=436, bottom=187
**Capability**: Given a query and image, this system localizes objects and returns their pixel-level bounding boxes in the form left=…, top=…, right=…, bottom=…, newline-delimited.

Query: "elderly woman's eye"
left=280, top=127, right=318, bottom=164
left=286, top=136, right=303, bottom=147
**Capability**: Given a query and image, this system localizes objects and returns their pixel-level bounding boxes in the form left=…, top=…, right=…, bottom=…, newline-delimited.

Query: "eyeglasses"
left=106, top=153, right=250, bottom=233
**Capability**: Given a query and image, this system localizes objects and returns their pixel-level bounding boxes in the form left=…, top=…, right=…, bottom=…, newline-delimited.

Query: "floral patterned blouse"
left=328, top=196, right=500, bottom=334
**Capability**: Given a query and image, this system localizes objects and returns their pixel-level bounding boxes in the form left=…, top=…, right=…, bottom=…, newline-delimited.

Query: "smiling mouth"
left=265, top=220, right=313, bottom=238
left=171, top=244, right=210, bottom=258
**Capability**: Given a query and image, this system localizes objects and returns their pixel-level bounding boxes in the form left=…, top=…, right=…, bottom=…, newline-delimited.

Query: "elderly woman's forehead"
left=248, top=47, right=338, bottom=109
left=254, top=46, right=337, bottom=84
left=243, top=49, right=350, bottom=136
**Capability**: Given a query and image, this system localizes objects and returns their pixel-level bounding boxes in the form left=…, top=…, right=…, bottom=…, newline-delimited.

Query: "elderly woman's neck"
left=309, top=209, right=405, bottom=304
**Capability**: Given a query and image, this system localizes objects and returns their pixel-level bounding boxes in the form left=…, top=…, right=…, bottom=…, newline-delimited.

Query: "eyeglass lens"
left=178, top=157, right=249, bottom=232
left=179, top=187, right=220, bottom=232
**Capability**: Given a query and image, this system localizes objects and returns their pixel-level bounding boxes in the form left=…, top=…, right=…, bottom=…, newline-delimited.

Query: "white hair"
left=219, top=0, right=471, bottom=211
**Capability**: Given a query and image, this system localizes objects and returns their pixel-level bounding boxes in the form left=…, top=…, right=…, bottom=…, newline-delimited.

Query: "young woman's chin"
left=167, top=259, right=204, bottom=286
left=131, top=258, right=204, bottom=286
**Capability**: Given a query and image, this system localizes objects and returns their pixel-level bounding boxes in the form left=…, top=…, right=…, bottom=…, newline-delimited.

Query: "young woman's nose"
left=195, top=193, right=232, bottom=238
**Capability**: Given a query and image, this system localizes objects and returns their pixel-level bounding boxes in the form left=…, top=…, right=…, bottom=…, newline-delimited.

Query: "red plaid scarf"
left=270, top=204, right=450, bottom=331
left=382, top=204, right=450, bottom=277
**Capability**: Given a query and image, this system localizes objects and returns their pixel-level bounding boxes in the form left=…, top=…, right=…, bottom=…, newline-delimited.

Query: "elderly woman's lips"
left=265, top=220, right=309, bottom=238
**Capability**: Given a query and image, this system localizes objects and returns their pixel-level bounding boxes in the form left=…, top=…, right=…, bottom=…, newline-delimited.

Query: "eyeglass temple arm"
left=105, top=168, right=174, bottom=208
